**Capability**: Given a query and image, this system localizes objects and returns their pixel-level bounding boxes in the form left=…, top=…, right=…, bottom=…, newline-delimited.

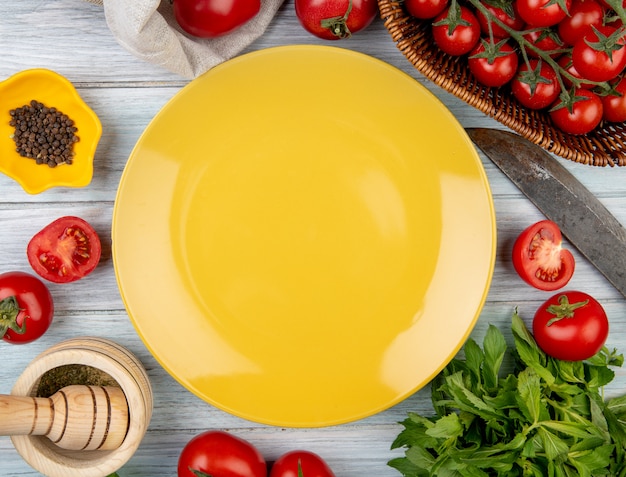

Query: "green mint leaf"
left=516, top=368, right=544, bottom=423
left=443, top=372, right=504, bottom=420
left=405, top=445, right=437, bottom=470
left=387, top=456, right=427, bottom=477
left=482, top=324, right=506, bottom=390
left=425, top=413, right=463, bottom=440
left=537, top=427, right=570, bottom=462
left=463, top=337, right=484, bottom=385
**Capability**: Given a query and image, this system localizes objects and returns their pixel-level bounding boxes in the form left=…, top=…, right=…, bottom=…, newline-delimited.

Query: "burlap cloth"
left=84, top=0, right=285, bottom=78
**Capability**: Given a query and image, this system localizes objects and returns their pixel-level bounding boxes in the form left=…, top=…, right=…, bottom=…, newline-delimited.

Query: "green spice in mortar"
left=36, top=364, right=118, bottom=397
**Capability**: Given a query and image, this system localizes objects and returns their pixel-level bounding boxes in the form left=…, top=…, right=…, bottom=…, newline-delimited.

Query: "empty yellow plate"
left=112, top=45, right=496, bottom=427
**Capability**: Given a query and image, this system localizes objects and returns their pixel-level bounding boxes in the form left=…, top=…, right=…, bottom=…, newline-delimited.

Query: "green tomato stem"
left=0, top=295, right=26, bottom=338
left=545, top=295, right=589, bottom=326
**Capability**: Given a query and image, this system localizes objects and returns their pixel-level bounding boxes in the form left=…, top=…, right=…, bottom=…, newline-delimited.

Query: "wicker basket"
left=378, top=0, right=626, bottom=166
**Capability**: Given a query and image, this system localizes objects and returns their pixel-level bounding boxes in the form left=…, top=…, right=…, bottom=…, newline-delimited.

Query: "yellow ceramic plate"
left=0, top=69, right=101, bottom=194
left=113, top=46, right=496, bottom=427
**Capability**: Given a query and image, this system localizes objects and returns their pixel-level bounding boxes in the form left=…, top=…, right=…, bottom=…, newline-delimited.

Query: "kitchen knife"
left=466, top=127, right=626, bottom=298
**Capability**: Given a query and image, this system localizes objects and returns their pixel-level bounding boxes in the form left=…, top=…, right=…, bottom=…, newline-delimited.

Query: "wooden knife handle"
left=0, top=385, right=129, bottom=451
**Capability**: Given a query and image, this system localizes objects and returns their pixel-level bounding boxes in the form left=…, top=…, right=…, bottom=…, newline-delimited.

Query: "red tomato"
left=0, top=271, right=54, bottom=344
left=173, top=0, right=261, bottom=38
left=557, top=0, right=604, bottom=46
left=432, top=5, right=481, bottom=56
left=533, top=291, right=609, bottom=361
left=468, top=40, right=519, bottom=87
left=572, top=25, right=626, bottom=82
left=270, top=450, right=336, bottom=477
left=517, top=0, right=572, bottom=26
left=404, top=0, right=449, bottom=19
left=294, top=0, right=378, bottom=40
left=550, top=88, right=603, bottom=135
left=475, top=3, right=525, bottom=38
left=512, top=220, right=575, bottom=291
left=178, top=430, right=266, bottom=477
left=521, top=28, right=565, bottom=58
left=557, top=53, right=595, bottom=89
left=602, top=75, right=626, bottom=122
left=27, top=216, right=102, bottom=284
left=511, top=59, right=561, bottom=109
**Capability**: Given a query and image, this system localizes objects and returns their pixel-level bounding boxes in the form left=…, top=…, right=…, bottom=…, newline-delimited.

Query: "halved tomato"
left=512, top=220, right=575, bottom=291
left=27, top=216, right=102, bottom=283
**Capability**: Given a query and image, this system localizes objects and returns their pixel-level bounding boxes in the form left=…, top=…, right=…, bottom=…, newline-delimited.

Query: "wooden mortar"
left=9, top=337, right=153, bottom=477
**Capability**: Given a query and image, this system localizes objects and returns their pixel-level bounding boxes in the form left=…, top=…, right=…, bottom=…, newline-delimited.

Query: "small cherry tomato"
left=557, top=0, right=604, bottom=46
left=0, top=271, right=54, bottom=344
left=270, top=450, right=336, bottom=477
left=27, top=216, right=102, bottom=283
left=295, top=0, right=378, bottom=40
left=533, top=291, right=608, bottom=361
left=602, top=75, right=626, bottom=122
left=468, top=39, right=519, bottom=87
left=557, top=53, right=595, bottom=89
left=173, top=0, right=261, bottom=38
left=521, top=28, right=565, bottom=58
left=512, top=220, right=575, bottom=291
left=517, top=0, right=572, bottom=27
left=572, top=25, right=626, bottom=82
left=549, top=88, right=603, bottom=135
left=177, top=430, right=266, bottom=477
left=511, top=59, right=561, bottom=109
left=432, top=5, right=481, bottom=56
left=404, top=0, right=449, bottom=19
left=475, top=2, right=525, bottom=38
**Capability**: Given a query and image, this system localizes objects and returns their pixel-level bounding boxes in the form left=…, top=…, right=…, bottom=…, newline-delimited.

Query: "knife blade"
left=466, top=127, right=626, bottom=298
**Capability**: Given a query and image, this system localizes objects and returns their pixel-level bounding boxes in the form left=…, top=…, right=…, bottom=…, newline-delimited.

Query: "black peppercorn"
left=9, top=100, right=79, bottom=167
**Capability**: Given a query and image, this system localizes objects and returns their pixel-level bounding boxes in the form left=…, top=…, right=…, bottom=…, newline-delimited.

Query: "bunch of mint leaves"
left=389, top=312, right=626, bottom=476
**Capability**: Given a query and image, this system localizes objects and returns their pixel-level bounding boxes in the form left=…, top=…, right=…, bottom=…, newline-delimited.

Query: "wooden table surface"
left=2, top=1, right=626, bottom=476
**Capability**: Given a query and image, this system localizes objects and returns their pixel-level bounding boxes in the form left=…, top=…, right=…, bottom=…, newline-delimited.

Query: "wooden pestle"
left=0, top=384, right=129, bottom=451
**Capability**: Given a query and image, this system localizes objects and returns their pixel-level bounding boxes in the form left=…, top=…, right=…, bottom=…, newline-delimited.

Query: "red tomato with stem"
left=517, top=0, right=572, bottom=27
left=0, top=271, right=54, bottom=344
left=173, top=0, right=261, bottom=38
left=602, top=75, right=626, bottom=122
left=557, top=0, right=604, bottom=46
left=533, top=291, right=608, bottom=361
left=557, top=53, right=595, bottom=89
left=572, top=25, right=626, bottom=82
left=404, top=0, right=449, bottom=19
left=177, top=430, right=266, bottom=477
left=511, top=59, right=561, bottom=109
left=550, top=88, right=603, bottom=135
left=468, top=39, right=519, bottom=87
left=475, top=2, right=525, bottom=38
left=270, top=450, right=336, bottom=477
left=522, top=28, right=565, bottom=58
left=27, top=216, right=102, bottom=284
left=512, top=220, right=575, bottom=291
left=432, top=5, right=481, bottom=56
left=295, top=0, right=378, bottom=40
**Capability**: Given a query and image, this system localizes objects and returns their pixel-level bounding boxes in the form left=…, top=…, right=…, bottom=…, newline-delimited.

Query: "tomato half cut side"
left=27, top=216, right=102, bottom=283
left=512, top=220, right=575, bottom=291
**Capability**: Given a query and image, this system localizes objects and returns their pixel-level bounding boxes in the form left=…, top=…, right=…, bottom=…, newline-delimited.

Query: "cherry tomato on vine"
left=521, top=28, right=565, bottom=58
left=270, top=450, right=336, bottom=477
left=557, top=0, right=604, bottom=46
left=468, top=39, right=519, bottom=87
left=550, top=88, right=603, bottom=135
left=0, top=271, right=54, bottom=344
left=602, top=75, right=626, bottom=122
left=533, top=291, right=608, bottom=361
left=173, top=0, right=261, bottom=38
left=572, top=25, right=626, bottom=82
left=295, top=0, right=378, bottom=40
left=557, top=53, right=595, bottom=89
left=177, top=430, right=266, bottom=477
left=27, top=216, right=102, bottom=284
left=516, top=0, right=572, bottom=27
left=404, top=0, right=449, bottom=19
left=432, top=5, right=481, bottom=56
left=512, top=220, right=575, bottom=291
left=511, top=59, right=561, bottom=109
left=475, top=3, right=524, bottom=38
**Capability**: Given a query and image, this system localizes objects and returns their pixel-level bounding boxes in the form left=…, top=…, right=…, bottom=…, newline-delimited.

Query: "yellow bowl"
left=0, top=69, right=101, bottom=194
